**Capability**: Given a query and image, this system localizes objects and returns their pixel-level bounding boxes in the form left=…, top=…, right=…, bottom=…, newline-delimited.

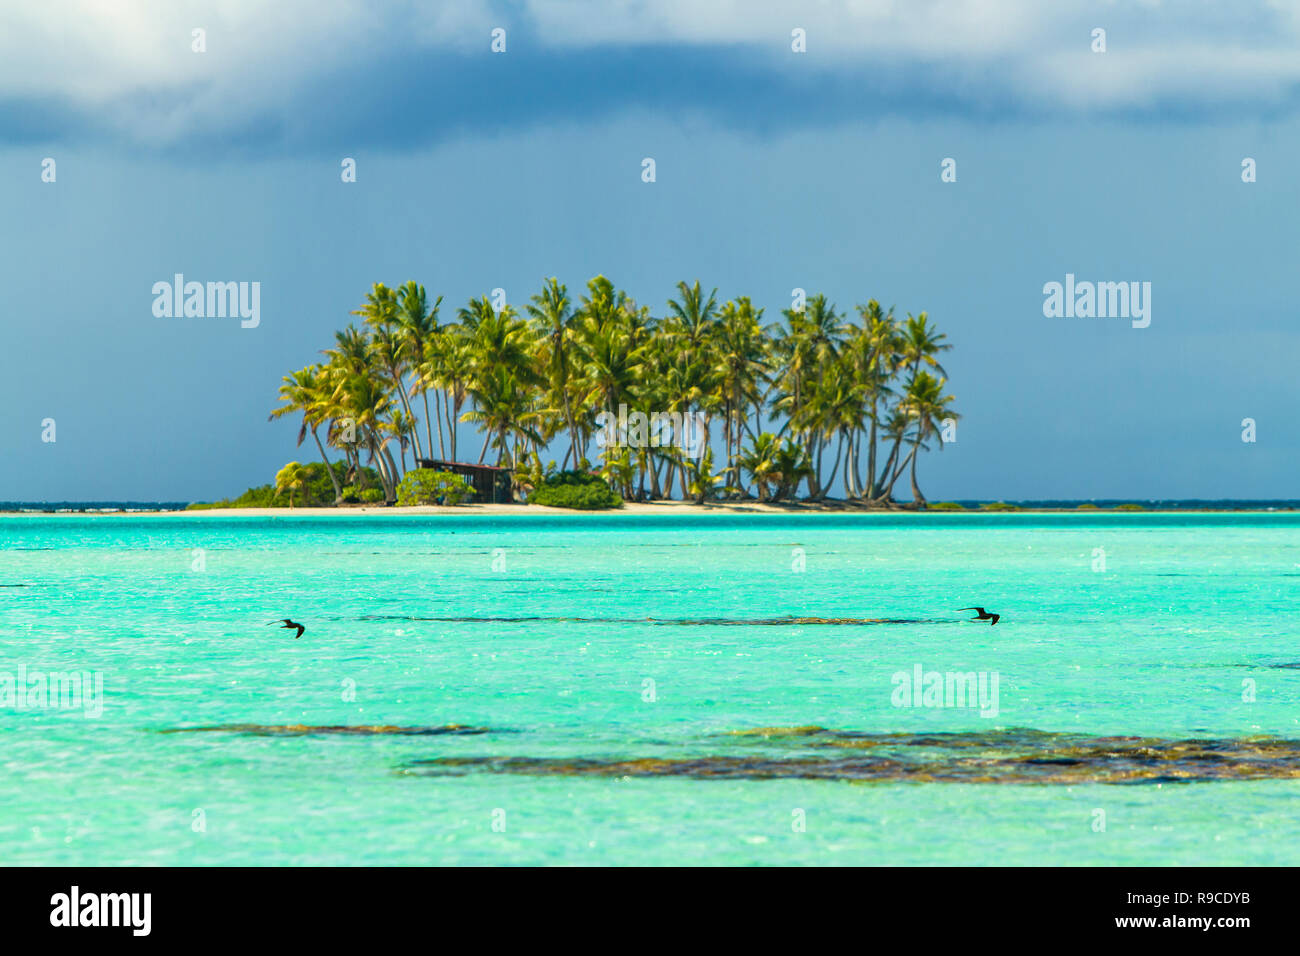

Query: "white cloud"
left=512, top=0, right=1300, bottom=110
left=4, top=0, right=1300, bottom=143
left=0, top=1, right=493, bottom=141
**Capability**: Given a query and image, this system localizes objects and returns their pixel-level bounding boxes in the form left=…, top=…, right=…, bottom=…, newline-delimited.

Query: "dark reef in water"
left=161, top=723, right=494, bottom=737
left=402, top=727, right=1300, bottom=785
left=164, top=723, right=1300, bottom=784
left=359, top=614, right=949, bottom=626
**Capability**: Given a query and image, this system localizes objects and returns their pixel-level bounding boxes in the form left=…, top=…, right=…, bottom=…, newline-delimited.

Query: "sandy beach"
left=8, top=501, right=1293, bottom=517
left=57, top=500, right=894, bottom=517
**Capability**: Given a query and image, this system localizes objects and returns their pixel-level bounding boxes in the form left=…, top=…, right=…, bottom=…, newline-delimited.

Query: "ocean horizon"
left=6, top=498, right=1300, bottom=513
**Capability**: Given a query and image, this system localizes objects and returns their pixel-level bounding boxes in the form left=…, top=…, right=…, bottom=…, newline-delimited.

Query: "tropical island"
left=193, top=276, right=961, bottom=511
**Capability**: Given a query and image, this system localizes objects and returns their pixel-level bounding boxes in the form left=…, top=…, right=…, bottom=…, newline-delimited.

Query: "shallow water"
left=2, top=512, right=1298, bottom=865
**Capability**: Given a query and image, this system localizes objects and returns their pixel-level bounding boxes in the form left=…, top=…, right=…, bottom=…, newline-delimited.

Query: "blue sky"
left=3, top=1, right=1300, bottom=501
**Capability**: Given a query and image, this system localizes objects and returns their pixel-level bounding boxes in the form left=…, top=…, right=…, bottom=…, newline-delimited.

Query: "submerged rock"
left=162, top=723, right=493, bottom=736
left=403, top=728, right=1300, bottom=784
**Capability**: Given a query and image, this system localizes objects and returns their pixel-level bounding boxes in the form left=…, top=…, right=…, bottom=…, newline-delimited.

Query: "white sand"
left=55, top=500, right=907, bottom=517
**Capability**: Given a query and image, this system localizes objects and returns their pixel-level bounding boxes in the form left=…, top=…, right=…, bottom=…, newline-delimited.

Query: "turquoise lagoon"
left=2, top=512, right=1298, bottom=865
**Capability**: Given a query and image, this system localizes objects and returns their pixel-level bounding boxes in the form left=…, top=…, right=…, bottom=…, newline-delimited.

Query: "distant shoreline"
left=4, top=500, right=1299, bottom=517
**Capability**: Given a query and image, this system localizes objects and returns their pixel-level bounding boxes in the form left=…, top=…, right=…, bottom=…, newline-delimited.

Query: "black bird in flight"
left=958, top=607, right=1000, bottom=625
left=267, top=618, right=306, bottom=639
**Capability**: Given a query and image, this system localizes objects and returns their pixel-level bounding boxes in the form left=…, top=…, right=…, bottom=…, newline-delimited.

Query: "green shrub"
left=232, top=484, right=277, bottom=507
left=928, top=501, right=966, bottom=511
left=530, top=471, right=622, bottom=510
left=188, top=462, right=381, bottom=509
left=981, top=501, right=1021, bottom=512
left=395, top=468, right=473, bottom=506
left=1076, top=503, right=1100, bottom=510
left=302, top=461, right=373, bottom=505
left=1113, top=503, right=1145, bottom=511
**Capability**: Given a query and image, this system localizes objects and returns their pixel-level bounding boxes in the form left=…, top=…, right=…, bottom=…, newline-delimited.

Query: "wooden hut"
left=415, top=459, right=513, bottom=503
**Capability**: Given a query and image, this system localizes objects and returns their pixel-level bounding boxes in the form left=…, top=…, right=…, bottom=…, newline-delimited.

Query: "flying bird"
left=957, top=607, right=1000, bottom=625
left=267, top=618, right=306, bottom=639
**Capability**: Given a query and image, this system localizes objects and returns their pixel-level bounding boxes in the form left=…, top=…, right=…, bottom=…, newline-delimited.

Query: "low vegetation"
left=529, top=471, right=623, bottom=510
left=187, top=462, right=382, bottom=509
left=394, top=469, right=473, bottom=506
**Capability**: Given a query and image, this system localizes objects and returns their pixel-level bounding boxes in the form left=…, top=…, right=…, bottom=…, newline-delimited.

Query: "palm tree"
left=664, top=280, right=720, bottom=473
left=370, top=325, right=423, bottom=461
left=274, top=462, right=308, bottom=508
left=462, top=366, right=544, bottom=468
left=527, top=277, right=582, bottom=467
left=770, top=437, right=812, bottom=502
left=337, top=372, right=399, bottom=503
left=386, top=408, right=417, bottom=472
left=581, top=313, right=645, bottom=481
left=358, top=284, right=425, bottom=462
left=898, top=371, right=958, bottom=507
left=738, top=432, right=783, bottom=502
left=852, top=300, right=902, bottom=499
left=396, top=281, right=443, bottom=459
left=665, top=279, right=719, bottom=358
left=325, top=324, right=371, bottom=375
left=421, top=329, right=472, bottom=462
left=713, top=297, right=768, bottom=495
left=900, top=311, right=951, bottom=379
left=459, top=296, right=543, bottom=467
left=270, top=277, right=957, bottom=508
left=269, top=365, right=343, bottom=503
left=685, top=447, right=728, bottom=504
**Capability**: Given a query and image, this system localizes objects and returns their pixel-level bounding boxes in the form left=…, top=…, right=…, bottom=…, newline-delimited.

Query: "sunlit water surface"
left=2, top=512, right=1298, bottom=865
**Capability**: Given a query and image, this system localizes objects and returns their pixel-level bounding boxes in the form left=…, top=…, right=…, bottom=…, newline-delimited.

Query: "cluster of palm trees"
left=269, top=277, right=958, bottom=506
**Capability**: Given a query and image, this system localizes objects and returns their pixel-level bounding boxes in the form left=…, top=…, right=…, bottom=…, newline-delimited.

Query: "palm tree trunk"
left=853, top=429, right=866, bottom=498
left=350, top=446, right=369, bottom=491
left=843, top=431, right=857, bottom=498
left=820, top=434, right=845, bottom=500
left=874, top=433, right=906, bottom=503
left=382, top=443, right=401, bottom=499
left=562, top=390, right=578, bottom=472
left=809, top=434, right=824, bottom=499
left=393, top=372, right=423, bottom=461
left=311, top=426, right=343, bottom=504
left=885, top=444, right=918, bottom=501
left=367, top=438, right=393, bottom=500
left=431, top=390, right=447, bottom=463
left=867, top=406, right=880, bottom=497
left=449, top=394, right=461, bottom=461
left=909, top=436, right=925, bottom=506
